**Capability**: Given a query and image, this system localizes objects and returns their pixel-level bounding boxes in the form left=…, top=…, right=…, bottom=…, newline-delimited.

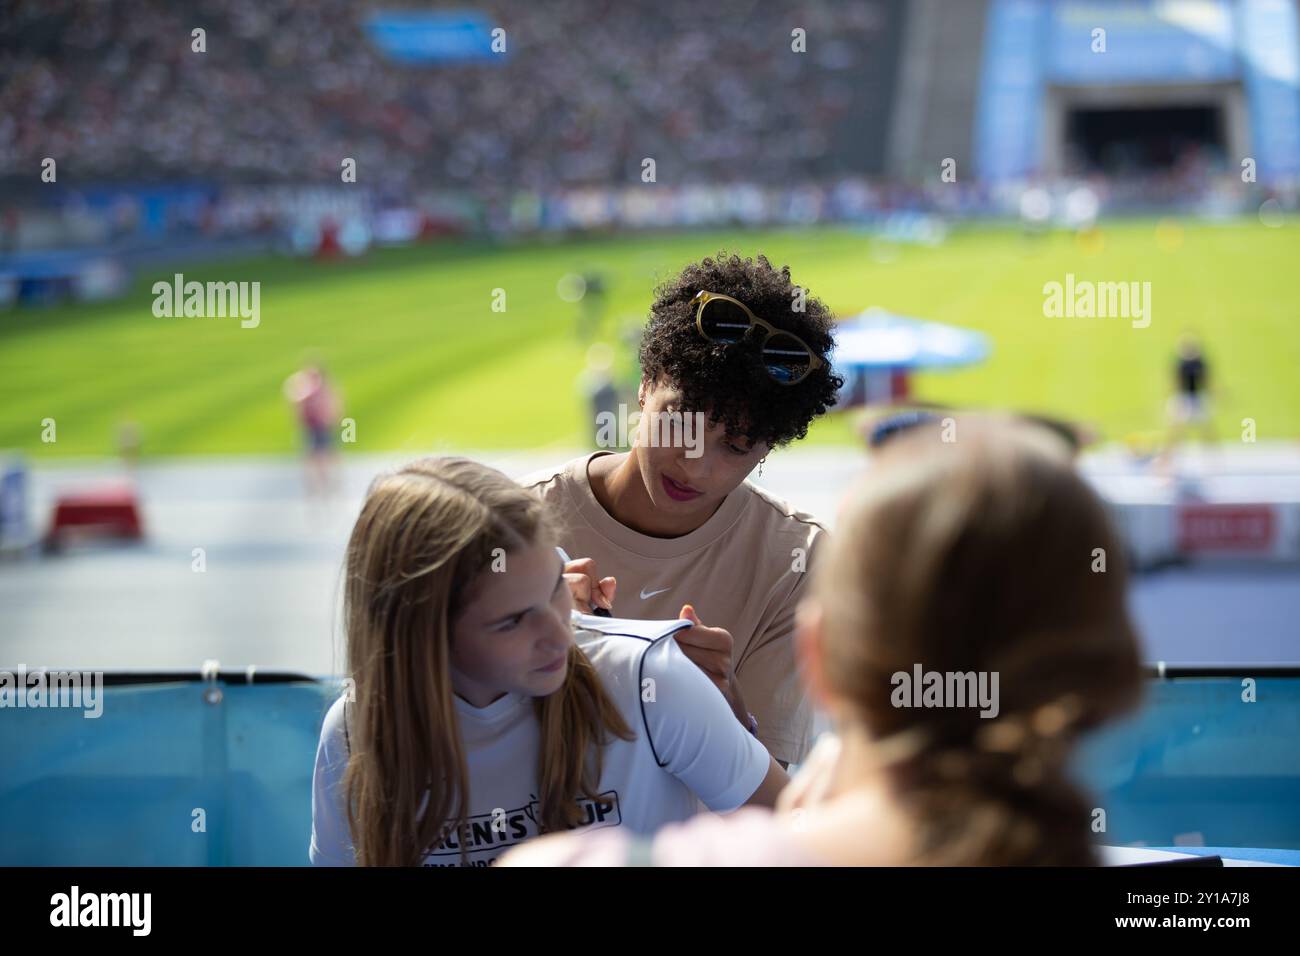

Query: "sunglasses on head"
left=692, top=290, right=825, bottom=386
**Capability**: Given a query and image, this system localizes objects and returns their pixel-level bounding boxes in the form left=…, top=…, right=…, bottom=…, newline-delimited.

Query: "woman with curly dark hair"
left=523, top=252, right=843, bottom=766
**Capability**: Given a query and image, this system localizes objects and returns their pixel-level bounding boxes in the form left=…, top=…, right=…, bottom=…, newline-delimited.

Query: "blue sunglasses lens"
left=762, top=332, right=813, bottom=383
left=699, top=298, right=751, bottom=344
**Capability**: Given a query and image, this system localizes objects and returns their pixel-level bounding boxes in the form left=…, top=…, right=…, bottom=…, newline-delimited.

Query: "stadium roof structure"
left=830, top=308, right=991, bottom=371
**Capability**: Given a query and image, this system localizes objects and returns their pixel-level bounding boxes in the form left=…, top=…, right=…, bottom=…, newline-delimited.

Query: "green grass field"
left=2, top=218, right=1297, bottom=458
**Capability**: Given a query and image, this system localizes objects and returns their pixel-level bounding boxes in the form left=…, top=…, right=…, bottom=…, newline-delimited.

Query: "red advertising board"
left=1177, top=505, right=1275, bottom=553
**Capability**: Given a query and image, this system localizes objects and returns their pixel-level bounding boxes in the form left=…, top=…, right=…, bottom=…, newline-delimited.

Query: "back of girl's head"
left=815, top=416, right=1143, bottom=865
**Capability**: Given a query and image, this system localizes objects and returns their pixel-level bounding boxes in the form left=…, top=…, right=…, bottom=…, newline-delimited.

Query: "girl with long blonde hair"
left=310, top=456, right=786, bottom=866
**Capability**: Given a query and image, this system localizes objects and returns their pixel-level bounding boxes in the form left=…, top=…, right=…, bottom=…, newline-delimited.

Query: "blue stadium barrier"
left=0, top=675, right=340, bottom=866
left=0, top=671, right=1296, bottom=865
left=1075, top=671, right=1300, bottom=853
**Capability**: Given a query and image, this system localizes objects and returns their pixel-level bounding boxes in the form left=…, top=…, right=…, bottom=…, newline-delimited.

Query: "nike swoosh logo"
left=640, top=586, right=671, bottom=600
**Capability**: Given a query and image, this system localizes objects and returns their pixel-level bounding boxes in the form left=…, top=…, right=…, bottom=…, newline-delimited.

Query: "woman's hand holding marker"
left=560, top=553, right=616, bottom=615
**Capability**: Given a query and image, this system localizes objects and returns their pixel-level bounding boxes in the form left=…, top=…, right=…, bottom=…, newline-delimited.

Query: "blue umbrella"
left=830, top=308, right=991, bottom=371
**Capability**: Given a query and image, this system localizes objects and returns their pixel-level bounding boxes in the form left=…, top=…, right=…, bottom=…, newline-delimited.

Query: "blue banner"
left=976, top=0, right=1049, bottom=182
left=1238, top=0, right=1300, bottom=178
left=976, top=0, right=1300, bottom=183
left=364, top=11, right=502, bottom=64
left=1050, top=0, right=1238, bottom=84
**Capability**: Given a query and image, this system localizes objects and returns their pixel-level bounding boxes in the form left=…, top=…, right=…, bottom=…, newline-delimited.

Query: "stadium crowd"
left=0, top=0, right=887, bottom=189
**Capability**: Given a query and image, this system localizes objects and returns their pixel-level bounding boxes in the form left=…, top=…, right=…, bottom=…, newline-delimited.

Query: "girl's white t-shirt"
left=309, top=613, right=772, bottom=866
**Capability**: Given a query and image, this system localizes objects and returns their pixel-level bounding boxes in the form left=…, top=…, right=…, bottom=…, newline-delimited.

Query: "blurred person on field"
left=284, top=356, right=343, bottom=498
left=578, top=270, right=608, bottom=341
left=1159, top=334, right=1217, bottom=479
left=116, top=419, right=142, bottom=473
left=577, top=343, right=621, bottom=438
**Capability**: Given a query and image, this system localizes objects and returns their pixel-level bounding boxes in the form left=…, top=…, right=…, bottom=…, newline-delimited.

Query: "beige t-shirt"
left=520, top=451, right=826, bottom=764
